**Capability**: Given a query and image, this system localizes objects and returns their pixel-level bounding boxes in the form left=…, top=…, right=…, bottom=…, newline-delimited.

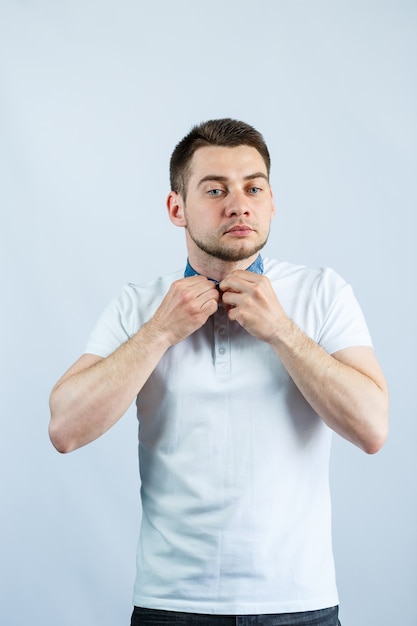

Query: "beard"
left=185, top=224, right=269, bottom=262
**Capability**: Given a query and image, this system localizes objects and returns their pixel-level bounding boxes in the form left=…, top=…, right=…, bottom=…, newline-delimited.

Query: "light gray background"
left=1, top=1, right=416, bottom=625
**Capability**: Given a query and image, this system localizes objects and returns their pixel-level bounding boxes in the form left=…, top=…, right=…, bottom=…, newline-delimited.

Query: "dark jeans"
left=130, top=606, right=341, bottom=625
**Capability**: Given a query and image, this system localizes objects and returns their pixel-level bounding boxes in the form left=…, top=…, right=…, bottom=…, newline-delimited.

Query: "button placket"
left=213, top=307, right=231, bottom=375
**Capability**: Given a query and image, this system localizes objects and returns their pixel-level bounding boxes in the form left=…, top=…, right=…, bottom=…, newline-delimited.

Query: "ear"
left=167, top=191, right=187, bottom=227
left=269, top=186, right=276, bottom=219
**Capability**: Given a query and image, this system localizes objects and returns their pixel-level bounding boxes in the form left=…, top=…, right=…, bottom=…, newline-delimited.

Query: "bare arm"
left=268, top=326, right=388, bottom=453
left=220, top=271, right=389, bottom=454
left=49, top=276, right=219, bottom=453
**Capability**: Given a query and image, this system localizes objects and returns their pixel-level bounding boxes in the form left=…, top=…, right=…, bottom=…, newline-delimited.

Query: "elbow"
left=360, top=387, right=389, bottom=454
left=361, top=409, right=389, bottom=455
left=48, top=419, right=76, bottom=454
left=48, top=394, right=78, bottom=454
left=362, top=431, right=387, bottom=455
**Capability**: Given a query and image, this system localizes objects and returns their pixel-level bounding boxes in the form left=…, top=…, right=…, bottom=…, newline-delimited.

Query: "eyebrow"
left=197, top=172, right=269, bottom=187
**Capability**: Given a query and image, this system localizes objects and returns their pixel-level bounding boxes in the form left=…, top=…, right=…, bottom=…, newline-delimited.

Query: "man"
left=49, top=118, right=389, bottom=626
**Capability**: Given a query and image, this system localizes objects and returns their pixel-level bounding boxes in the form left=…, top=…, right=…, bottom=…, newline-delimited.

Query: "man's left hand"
left=219, top=270, right=290, bottom=343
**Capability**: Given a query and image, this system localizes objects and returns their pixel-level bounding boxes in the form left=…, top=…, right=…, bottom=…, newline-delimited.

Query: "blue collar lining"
left=184, top=255, right=264, bottom=284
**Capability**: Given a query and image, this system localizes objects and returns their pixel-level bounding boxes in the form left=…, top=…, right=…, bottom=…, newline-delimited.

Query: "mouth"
left=225, top=225, right=254, bottom=236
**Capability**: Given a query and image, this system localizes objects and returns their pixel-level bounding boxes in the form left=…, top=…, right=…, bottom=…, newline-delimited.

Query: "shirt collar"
left=184, top=255, right=264, bottom=284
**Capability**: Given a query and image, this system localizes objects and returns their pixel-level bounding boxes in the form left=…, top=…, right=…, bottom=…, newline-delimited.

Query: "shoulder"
left=263, top=259, right=356, bottom=320
left=263, top=258, right=344, bottom=291
left=122, top=269, right=184, bottom=309
left=263, top=259, right=371, bottom=351
left=84, top=269, right=184, bottom=357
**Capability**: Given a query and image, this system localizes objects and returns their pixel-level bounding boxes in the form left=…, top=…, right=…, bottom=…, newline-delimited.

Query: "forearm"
left=270, top=319, right=389, bottom=453
left=49, top=322, right=170, bottom=453
left=49, top=276, right=220, bottom=453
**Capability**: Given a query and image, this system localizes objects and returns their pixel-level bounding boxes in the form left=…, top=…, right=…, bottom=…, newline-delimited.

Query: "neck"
left=186, top=252, right=262, bottom=282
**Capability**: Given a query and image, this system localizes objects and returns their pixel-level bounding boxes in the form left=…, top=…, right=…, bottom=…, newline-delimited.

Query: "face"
left=167, top=145, right=275, bottom=266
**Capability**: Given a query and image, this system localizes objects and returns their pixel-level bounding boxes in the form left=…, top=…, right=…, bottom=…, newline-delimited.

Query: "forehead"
left=189, top=145, right=268, bottom=180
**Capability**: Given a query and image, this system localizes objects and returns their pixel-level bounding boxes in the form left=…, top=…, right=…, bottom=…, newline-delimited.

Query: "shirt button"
left=218, top=328, right=226, bottom=336
left=218, top=347, right=226, bottom=355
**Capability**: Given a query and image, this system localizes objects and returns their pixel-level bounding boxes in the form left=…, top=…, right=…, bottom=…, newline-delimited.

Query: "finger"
left=200, top=296, right=220, bottom=316
left=175, top=276, right=220, bottom=302
left=220, top=290, right=240, bottom=307
left=219, top=271, right=260, bottom=293
left=182, top=275, right=217, bottom=291
left=197, top=285, right=220, bottom=303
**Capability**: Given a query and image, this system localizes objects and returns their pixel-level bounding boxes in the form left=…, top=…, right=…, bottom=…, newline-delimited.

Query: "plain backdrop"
left=1, top=1, right=416, bottom=625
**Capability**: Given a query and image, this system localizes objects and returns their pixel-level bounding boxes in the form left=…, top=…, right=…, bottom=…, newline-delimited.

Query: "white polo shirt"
left=85, top=258, right=372, bottom=614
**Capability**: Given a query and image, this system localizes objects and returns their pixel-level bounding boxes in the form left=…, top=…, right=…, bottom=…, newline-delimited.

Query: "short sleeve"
left=84, top=285, right=143, bottom=357
left=315, top=268, right=373, bottom=354
left=83, top=270, right=182, bottom=358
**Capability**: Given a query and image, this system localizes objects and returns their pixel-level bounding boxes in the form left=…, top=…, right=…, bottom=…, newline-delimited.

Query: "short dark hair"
left=170, top=118, right=271, bottom=200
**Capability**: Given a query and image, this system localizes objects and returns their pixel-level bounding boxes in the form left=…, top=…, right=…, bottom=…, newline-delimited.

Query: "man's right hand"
left=148, top=276, right=220, bottom=346
left=49, top=276, right=219, bottom=453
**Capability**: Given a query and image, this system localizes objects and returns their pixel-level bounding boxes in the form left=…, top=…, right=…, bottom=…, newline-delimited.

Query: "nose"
left=224, top=190, right=250, bottom=217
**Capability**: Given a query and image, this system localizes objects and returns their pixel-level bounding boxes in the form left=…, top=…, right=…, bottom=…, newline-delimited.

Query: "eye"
left=248, top=187, right=262, bottom=195
left=207, top=189, right=224, bottom=197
